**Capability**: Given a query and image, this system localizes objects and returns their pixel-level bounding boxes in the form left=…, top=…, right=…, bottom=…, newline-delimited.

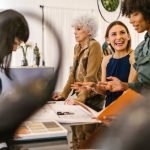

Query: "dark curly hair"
left=121, top=0, right=150, bottom=24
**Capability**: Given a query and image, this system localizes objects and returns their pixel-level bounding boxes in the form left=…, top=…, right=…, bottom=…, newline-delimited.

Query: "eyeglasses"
left=57, top=111, right=74, bottom=115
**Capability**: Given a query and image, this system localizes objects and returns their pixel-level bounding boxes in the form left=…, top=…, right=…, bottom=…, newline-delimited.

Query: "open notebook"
left=48, top=89, right=144, bottom=123
left=14, top=121, right=67, bottom=141
left=29, top=101, right=98, bottom=124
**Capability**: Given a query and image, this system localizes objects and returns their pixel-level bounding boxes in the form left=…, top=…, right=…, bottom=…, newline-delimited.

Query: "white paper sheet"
left=29, top=101, right=100, bottom=123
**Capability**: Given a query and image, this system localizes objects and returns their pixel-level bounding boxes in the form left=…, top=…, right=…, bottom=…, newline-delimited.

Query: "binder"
left=97, top=89, right=144, bottom=121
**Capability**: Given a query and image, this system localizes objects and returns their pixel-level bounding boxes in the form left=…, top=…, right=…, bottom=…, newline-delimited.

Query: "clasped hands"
left=71, top=76, right=124, bottom=95
left=52, top=76, right=124, bottom=105
left=71, top=81, right=105, bottom=95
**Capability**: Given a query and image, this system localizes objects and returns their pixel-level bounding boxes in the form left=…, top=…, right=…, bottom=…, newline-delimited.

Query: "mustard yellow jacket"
left=60, top=39, right=102, bottom=103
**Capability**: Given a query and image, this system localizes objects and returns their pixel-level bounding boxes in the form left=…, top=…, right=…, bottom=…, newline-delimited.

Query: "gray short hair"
left=72, top=15, right=98, bottom=38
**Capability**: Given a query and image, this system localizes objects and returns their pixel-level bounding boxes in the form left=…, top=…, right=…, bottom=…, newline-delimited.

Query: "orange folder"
left=97, top=89, right=145, bottom=121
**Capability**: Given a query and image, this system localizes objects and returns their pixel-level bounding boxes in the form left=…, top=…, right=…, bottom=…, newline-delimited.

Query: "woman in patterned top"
left=101, top=0, right=150, bottom=95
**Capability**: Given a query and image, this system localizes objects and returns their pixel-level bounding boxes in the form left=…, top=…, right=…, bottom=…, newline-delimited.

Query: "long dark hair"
left=0, top=9, right=29, bottom=78
left=105, top=21, right=131, bottom=52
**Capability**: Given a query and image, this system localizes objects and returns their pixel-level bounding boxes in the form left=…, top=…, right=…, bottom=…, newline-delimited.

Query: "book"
left=14, top=120, right=67, bottom=141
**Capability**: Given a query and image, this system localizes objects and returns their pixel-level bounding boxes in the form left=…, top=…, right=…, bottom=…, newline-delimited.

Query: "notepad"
left=14, top=121, right=67, bottom=141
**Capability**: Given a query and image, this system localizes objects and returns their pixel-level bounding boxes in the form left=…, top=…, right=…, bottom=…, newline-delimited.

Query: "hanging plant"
left=101, top=0, right=119, bottom=12
left=97, top=0, right=121, bottom=23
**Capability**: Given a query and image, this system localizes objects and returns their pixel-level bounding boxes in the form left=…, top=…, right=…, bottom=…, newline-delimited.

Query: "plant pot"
left=35, top=57, right=40, bottom=66
left=22, top=58, right=28, bottom=66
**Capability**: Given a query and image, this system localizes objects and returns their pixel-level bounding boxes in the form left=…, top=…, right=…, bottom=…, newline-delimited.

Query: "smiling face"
left=74, top=26, right=90, bottom=45
left=106, top=24, right=130, bottom=52
left=129, top=11, right=150, bottom=33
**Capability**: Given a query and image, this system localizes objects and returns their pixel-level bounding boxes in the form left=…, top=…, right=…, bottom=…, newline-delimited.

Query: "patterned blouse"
left=129, top=32, right=150, bottom=92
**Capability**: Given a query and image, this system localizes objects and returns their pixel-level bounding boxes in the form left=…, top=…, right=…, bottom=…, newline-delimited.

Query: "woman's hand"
left=100, top=76, right=128, bottom=92
left=71, top=82, right=85, bottom=93
left=64, top=98, right=77, bottom=105
left=52, top=93, right=64, bottom=101
left=71, top=82, right=95, bottom=93
left=71, top=81, right=106, bottom=95
left=101, top=115, right=117, bottom=126
left=92, top=82, right=106, bottom=95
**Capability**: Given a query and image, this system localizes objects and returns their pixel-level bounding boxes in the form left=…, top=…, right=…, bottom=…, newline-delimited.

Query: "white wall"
left=0, top=0, right=145, bottom=91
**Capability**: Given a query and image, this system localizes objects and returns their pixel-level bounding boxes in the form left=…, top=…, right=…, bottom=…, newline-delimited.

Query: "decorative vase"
left=35, top=56, right=40, bottom=66
left=33, top=43, right=40, bottom=66
left=19, top=41, right=32, bottom=67
left=22, top=57, right=28, bottom=66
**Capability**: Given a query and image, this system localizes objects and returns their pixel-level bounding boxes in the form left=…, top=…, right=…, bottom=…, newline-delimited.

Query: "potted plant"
left=20, top=42, right=32, bottom=66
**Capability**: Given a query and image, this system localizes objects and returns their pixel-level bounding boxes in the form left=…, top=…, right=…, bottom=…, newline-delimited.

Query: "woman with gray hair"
left=53, top=15, right=104, bottom=111
left=72, top=15, right=98, bottom=39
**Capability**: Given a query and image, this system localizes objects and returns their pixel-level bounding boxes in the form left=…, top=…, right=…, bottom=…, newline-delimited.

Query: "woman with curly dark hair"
left=102, top=0, right=150, bottom=95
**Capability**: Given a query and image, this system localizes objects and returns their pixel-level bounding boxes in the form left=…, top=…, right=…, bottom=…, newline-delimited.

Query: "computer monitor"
left=0, top=67, right=54, bottom=93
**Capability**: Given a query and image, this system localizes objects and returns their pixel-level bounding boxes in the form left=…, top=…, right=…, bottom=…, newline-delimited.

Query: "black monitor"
left=0, top=67, right=54, bottom=93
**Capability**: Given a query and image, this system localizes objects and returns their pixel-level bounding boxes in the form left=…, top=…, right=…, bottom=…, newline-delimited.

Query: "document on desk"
left=49, top=101, right=99, bottom=123
left=30, top=101, right=100, bottom=123
left=29, top=89, right=143, bottom=125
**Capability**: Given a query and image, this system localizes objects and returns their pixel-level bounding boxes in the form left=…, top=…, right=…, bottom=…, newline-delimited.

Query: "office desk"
left=7, top=122, right=106, bottom=150
left=9, top=138, right=68, bottom=150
